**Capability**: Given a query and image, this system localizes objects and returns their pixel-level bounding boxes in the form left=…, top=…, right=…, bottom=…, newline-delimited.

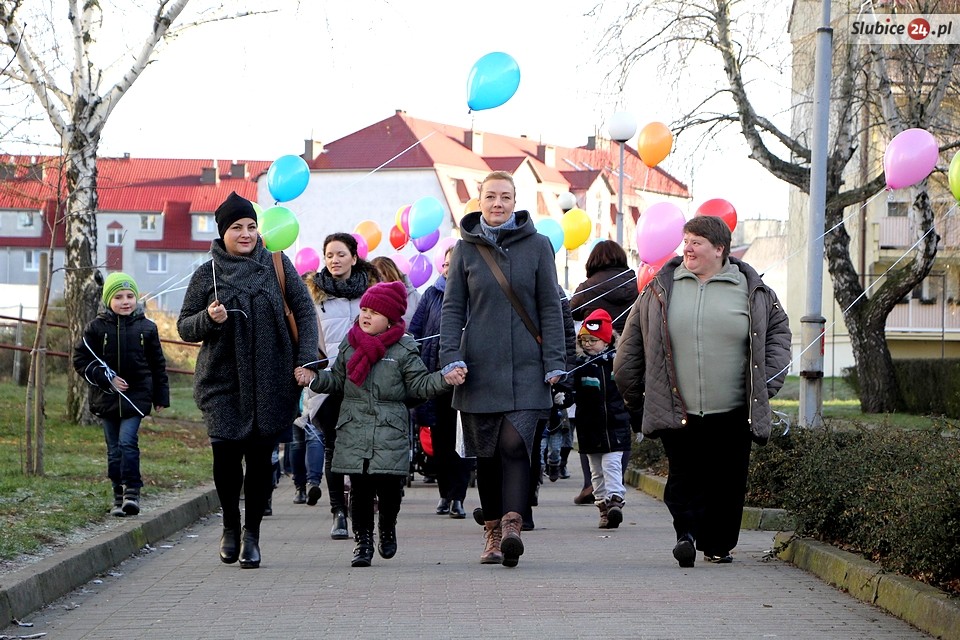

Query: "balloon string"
left=332, top=131, right=438, bottom=198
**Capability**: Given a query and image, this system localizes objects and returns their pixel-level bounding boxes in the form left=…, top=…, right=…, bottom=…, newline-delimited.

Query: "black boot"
left=331, top=508, right=349, bottom=540
left=293, top=486, right=307, bottom=504
left=121, top=487, right=140, bottom=516
left=219, top=526, right=241, bottom=564
left=263, top=495, right=273, bottom=517
left=110, top=485, right=125, bottom=518
left=352, top=529, right=374, bottom=567
left=238, top=527, right=261, bottom=569
left=377, top=520, right=397, bottom=559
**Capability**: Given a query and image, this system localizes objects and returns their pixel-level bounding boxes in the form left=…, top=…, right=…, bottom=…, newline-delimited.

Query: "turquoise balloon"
left=267, top=154, right=310, bottom=202
left=467, top=52, right=521, bottom=111
left=260, top=206, right=300, bottom=251
left=535, top=218, right=564, bottom=254
left=409, top=196, right=445, bottom=239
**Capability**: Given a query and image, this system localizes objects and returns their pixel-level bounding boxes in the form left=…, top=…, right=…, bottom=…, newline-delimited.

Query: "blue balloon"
left=267, top=154, right=310, bottom=203
left=466, top=52, right=521, bottom=111
left=535, top=218, right=564, bottom=254
left=408, top=196, right=445, bottom=239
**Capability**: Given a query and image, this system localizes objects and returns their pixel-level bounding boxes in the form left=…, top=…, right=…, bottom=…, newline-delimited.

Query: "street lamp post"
left=608, top=112, right=637, bottom=247
left=558, top=192, right=577, bottom=290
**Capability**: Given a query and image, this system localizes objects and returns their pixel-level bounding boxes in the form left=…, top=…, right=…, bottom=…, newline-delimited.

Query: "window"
left=18, top=211, right=35, bottom=229
left=147, top=253, right=167, bottom=273
left=24, top=250, right=41, bottom=272
left=106, top=228, right=123, bottom=245
left=140, top=214, right=157, bottom=231
left=197, top=214, right=215, bottom=233
left=887, top=201, right=909, bottom=217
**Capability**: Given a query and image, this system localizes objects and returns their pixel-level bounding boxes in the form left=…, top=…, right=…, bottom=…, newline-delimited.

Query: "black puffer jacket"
left=73, top=306, right=169, bottom=419
left=569, top=349, right=631, bottom=453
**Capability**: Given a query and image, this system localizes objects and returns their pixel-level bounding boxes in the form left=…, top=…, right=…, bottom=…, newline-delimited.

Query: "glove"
left=635, top=433, right=645, bottom=444
left=553, top=391, right=566, bottom=406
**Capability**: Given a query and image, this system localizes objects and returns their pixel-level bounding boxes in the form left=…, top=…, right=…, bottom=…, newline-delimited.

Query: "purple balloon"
left=408, top=253, right=433, bottom=287
left=412, top=229, right=440, bottom=252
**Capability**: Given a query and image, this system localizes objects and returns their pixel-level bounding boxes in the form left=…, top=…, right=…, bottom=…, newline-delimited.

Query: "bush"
left=845, top=359, right=960, bottom=418
left=748, top=424, right=960, bottom=593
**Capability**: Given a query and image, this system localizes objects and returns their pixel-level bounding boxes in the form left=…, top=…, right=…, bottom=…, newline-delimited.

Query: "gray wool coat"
left=439, top=210, right=566, bottom=413
left=177, top=238, right=319, bottom=441
left=612, top=256, right=792, bottom=444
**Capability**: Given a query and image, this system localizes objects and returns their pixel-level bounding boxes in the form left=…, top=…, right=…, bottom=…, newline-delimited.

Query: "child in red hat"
left=569, top=309, right=633, bottom=529
left=295, top=281, right=455, bottom=567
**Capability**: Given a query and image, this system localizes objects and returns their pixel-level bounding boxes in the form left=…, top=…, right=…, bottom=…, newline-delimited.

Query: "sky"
left=21, top=0, right=794, bottom=221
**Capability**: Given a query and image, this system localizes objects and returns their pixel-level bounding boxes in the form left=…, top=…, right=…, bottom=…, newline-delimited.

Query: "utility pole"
left=799, top=0, right=831, bottom=428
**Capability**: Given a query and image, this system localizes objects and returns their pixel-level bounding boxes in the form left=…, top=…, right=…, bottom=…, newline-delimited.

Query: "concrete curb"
left=624, top=467, right=795, bottom=531
left=775, top=532, right=960, bottom=640
left=0, top=485, right=219, bottom=624
left=625, top=468, right=960, bottom=640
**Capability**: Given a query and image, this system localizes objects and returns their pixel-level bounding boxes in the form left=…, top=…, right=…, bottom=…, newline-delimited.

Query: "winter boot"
left=121, top=487, right=140, bottom=516
left=331, top=508, right=350, bottom=540
left=306, top=483, right=322, bottom=506
left=238, top=527, right=261, bottom=569
left=480, top=520, right=504, bottom=565
left=110, top=485, right=125, bottom=518
left=351, top=529, right=374, bottom=567
left=219, top=526, right=241, bottom=564
left=606, top=495, right=624, bottom=529
left=499, top=511, right=524, bottom=568
left=573, top=486, right=595, bottom=505
left=263, top=495, right=273, bottom=517
left=293, top=486, right=307, bottom=504
left=597, top=500, right=610, bottom=529
left=377, top=518, right=398, bottom=559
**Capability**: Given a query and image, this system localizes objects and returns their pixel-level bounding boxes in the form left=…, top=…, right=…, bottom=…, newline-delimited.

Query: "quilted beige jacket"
left=612, top=257, right=792, bottom=444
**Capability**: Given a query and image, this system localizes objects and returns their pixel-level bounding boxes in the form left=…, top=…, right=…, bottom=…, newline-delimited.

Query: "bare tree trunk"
left=848, top=312, right=903, bottom=413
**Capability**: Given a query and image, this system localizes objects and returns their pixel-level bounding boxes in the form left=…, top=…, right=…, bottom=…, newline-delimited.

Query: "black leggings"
left=211, top=436, right=275, bottom=534
left=349, top=471, right=403, bottom=533
left=476, top=417, right=530, bottom=520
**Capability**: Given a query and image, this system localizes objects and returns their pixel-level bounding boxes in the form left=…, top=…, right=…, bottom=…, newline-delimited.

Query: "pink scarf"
left=346, top=320, right=407, bottom=386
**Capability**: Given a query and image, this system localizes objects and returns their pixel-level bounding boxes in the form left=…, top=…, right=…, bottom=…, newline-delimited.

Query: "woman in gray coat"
left=440, top=171, right=566, bottom=568
left=177, top=192, right=319, bottom=569
left=613, top=215, right=791, bottom=569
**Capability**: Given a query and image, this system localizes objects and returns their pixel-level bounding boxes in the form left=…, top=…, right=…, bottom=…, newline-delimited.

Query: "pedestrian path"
left=0, top=476, right=932, bottom=639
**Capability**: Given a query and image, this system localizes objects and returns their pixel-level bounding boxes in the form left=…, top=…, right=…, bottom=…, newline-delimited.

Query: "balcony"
left=879, top=215, right=960, bottom=251
left=885, top=298, right=960, bottom=334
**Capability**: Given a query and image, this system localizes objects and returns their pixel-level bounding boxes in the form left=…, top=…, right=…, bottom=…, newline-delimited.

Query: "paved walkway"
left=1, top=476, right=931, bottom=640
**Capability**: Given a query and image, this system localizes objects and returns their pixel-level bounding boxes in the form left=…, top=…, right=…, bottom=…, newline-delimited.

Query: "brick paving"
left=0, top=476, right=932, bottom=639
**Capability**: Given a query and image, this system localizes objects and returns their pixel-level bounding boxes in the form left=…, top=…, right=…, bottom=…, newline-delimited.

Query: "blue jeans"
left=103, top=415, right=143, bottom=489
left=291, top=422, right=325, bottom=488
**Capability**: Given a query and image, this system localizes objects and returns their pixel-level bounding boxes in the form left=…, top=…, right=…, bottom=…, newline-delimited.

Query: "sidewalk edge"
left=0, top=485, right=219, bottom=624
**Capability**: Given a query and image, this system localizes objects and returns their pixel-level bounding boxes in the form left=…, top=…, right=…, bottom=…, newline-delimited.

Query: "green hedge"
left=632, top=425, right=960, bottom=593
left=845, top=359, right=960, bottom=418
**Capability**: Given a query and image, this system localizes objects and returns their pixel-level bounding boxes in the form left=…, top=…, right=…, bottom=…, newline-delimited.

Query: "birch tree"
left=0, top=0, right=264, bottom=422
left=595, top=0, right=960, bottom=412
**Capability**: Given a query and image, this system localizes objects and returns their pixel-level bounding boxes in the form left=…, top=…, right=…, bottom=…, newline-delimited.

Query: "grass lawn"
left=0, top=374, right=211, bottom=562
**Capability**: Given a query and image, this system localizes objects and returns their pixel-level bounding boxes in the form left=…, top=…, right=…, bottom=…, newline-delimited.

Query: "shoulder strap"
left=272, top=252, right=299, bottom=344
left=476, top=244, right=541, bottom=344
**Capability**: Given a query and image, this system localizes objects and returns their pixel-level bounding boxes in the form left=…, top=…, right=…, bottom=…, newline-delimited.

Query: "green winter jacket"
left=309, top=333, right=451, bottom=475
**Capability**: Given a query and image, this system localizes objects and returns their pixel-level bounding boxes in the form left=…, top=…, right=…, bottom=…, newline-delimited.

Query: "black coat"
left=73, top=307, right=169, bottom=419
left=569, top=350, right=631, bottom=453
left=409, top=279, right=445, bottom=427
left=570, top=266, right=638, bottom=333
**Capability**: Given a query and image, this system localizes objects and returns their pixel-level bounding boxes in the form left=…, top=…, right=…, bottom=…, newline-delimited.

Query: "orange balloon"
left=354, top=220, right=382, bottom=252
left=637, top=122, right=673, bottom=168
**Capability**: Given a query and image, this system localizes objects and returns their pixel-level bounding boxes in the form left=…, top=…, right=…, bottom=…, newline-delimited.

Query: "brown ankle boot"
left=500, top=511, right=524, bottom=567
left=597, top=501, right=609, bottom=529
left=480, top=520, right=504, bottom=564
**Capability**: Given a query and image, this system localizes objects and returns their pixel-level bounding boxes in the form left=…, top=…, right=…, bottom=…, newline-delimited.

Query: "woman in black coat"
left=177, top=192, right=319, bottom=569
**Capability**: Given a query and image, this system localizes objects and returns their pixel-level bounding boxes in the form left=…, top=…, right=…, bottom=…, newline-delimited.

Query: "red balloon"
left=389, top=224, right=408, bottom=251
left=695, top=198, right=737, bottom=232
left=636, top=254, right=674, bottom=292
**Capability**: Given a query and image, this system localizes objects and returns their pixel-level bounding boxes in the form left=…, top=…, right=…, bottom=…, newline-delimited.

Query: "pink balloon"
left=408, top=253, right=433, bottom=288
left=884, top=128, right=939, bottom=190
left=351, top=233, right=369, bottom=260
left=635, top=202, right=685, bottom=264
left=390, top=252, right=411, bottom=274
left=433, top=237, right=458, bottom=274
left=399, top=205, right=412, bottom=237
left=294, top=247, right=320, bottom=275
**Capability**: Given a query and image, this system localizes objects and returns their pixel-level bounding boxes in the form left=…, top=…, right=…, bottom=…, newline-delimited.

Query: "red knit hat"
left=360, top=281, right=408, bottom=324
left=579, top=309, right=613, bottom=343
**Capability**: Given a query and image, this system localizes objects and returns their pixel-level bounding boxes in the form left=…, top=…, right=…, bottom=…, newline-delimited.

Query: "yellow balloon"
left=637, top=122, right=673, bottom=168
left=354, top=220, right=382, bottom=252
left=464, top=198, right=480, bottom=215
left=561, top=208, right=591, bottom=250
